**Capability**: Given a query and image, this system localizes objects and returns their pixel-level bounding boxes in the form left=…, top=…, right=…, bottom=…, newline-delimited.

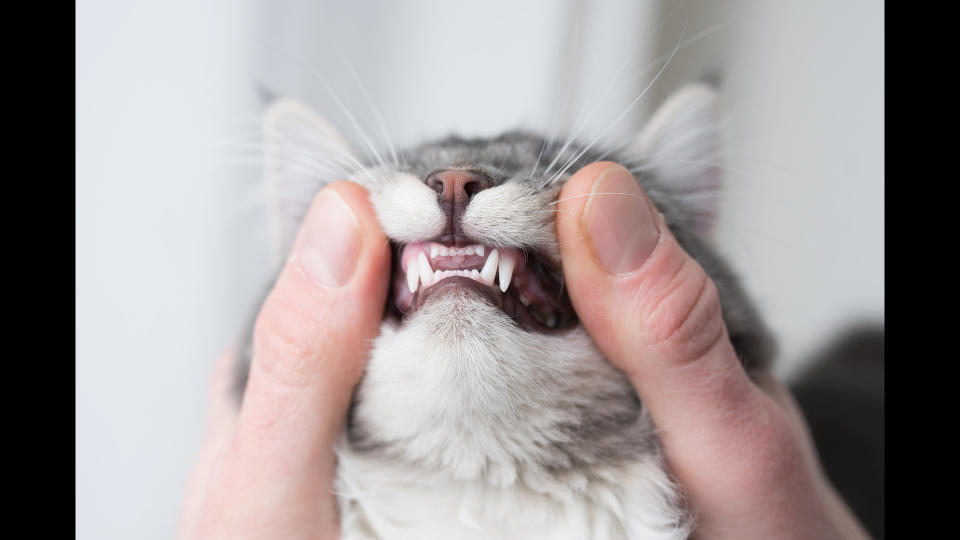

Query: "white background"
left=76, top=1, right=883, bottom=538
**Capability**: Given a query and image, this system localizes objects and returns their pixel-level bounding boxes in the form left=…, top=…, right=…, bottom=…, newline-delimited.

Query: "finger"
left=234, top=180, right=390, bottom=498
left=177, top=348, right=241, bottom=539
left=205, top=347, right=239, bottom=437
left=555, top=162, right=774, bottom=460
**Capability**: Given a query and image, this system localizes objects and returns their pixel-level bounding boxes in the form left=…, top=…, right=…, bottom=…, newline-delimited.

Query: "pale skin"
left=178, top=166, right=871, bottom=539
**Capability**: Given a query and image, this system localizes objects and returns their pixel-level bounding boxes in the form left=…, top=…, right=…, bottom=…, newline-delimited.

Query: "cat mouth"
left=390, top=241, right=577, bottom=332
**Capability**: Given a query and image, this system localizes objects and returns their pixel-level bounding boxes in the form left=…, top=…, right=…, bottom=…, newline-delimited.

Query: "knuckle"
left=640, top=257, right=726, bottom=359
left=250, top=294, right=324, bottom=389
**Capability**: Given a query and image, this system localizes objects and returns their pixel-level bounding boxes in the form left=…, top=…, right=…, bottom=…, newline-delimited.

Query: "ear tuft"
left=631, top=84, right=722, bottom=237
left=263, top=98, right=357, bottom=266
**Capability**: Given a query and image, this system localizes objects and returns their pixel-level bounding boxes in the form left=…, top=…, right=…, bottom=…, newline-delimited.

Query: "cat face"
left=255, top=85, right=773, bottom=476
left=372, top=132, right=598, bottom=334
left=262, top=85, right=729, bottom=344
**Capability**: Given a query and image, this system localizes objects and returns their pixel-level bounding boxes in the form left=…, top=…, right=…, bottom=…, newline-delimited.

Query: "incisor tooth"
left=481, top=249, right=499, bottom=285
left=406, top=259, right=420, bottom=293
left=430, top=244, right=438, bottom=259
left=498, top=255, right=515, bottom=293
left=418, top=252, right=434, bottom=286
left=477, top=245, right=484, bottom=257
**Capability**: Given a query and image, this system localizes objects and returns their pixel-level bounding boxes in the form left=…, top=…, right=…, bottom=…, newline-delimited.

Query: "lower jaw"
left=399, top=276, right=574, bottom=334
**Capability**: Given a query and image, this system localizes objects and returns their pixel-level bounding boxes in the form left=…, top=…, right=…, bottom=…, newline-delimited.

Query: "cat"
left=234, top=83, right=774, bottom=540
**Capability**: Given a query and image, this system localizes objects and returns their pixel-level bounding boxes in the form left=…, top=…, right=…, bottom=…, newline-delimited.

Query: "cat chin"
left=377, top=288, right=542, bottom=377
left=353, top=289, right=649, bottom=474
left=343, top=293, right=694, bottom=539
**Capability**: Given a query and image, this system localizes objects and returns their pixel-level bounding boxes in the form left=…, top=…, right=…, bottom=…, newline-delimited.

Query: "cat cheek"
left=370, top=173, right=445, bottom=242
left=460, top=184, right=556, bottom=249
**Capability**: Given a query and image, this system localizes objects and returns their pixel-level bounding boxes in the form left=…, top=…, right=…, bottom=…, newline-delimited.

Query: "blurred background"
left=76, top=1, right=883, bottom=538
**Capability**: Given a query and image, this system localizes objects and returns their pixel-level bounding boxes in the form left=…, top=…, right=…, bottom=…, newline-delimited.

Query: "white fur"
left=461, top=182, right=561, bottom=259
left=336, top=447, right=688, bottom=540
left=337, top=292, right=691, bottom=539
left=367, top=171, right=446, bottom=244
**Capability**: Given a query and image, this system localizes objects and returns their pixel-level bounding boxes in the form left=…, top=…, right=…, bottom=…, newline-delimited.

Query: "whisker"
left=540, top=0, right=689, bottom=185
left=257, top=38, right=390, bottom=174
left=543, top=23, right=688, bottom=188
left=333, top=43, right=402, bottom=168
left=547, top=192, right=650, bottom=207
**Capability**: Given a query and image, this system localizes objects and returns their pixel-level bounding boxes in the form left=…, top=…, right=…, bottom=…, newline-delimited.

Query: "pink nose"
left=426, top=170, right=492, bottom=206
left=426, top=169, right=493, bottom=246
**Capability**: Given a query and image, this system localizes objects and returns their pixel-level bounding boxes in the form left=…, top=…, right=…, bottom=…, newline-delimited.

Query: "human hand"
left=555, top=162, right=871, bottom=540
left=177, top=181, right=391, bottom=539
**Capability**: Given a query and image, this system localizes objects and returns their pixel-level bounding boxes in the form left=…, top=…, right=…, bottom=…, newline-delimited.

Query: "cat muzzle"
left=391, top=241, right=576, bottom=332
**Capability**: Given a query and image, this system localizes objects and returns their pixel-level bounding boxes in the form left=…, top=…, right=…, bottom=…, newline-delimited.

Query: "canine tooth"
left=498, top=255, right=515, bottom=292
left=481, top=249, right=498, bottom=285
left=418, top=252, right=434, bottom=286
left=406, top=259, right=420, bottom=293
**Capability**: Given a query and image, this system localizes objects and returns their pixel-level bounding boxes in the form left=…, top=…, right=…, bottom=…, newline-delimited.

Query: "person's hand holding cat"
left=555, top=161, right=869, bottom=540
left=180, top=164, right=870, bottom=539
left=178, top=181, right=390, bottom=539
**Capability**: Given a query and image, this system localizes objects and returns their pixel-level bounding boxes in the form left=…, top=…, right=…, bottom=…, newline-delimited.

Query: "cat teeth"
left=406, top=259, right=420, bottom=293
left=427, top=243, right=485, bottom=259
left=410, top=244, right=515, bottom=293
left=498, top=255, right=515, bottom=293
left=430, top=269, right=485, bottom=280
left=417, top=252, right=434, bottom=287
left=480, top=249, right=499, bottom=285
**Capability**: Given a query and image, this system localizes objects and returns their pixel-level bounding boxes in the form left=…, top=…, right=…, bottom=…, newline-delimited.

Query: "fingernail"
left=581, top=164, right=660, bottom=275
left=296, top=190, right=362, bottom=287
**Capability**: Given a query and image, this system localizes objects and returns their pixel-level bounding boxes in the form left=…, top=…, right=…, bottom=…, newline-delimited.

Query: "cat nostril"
left=426, top=176, right=444, bottom=194
left=426, top=170, right=492, bottom=204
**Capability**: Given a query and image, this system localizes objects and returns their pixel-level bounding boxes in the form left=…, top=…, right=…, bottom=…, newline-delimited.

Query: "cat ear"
left=630, top=84, right=722, bottom=237
left=263, top=97, right=358, bottom=266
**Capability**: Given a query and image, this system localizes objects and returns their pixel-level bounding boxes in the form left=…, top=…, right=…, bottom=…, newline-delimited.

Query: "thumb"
left=557, top=162, right=868, bottom=540
left=556, top=162, right=770, bottom=462
left=233, top=181, right=390, bottom=521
